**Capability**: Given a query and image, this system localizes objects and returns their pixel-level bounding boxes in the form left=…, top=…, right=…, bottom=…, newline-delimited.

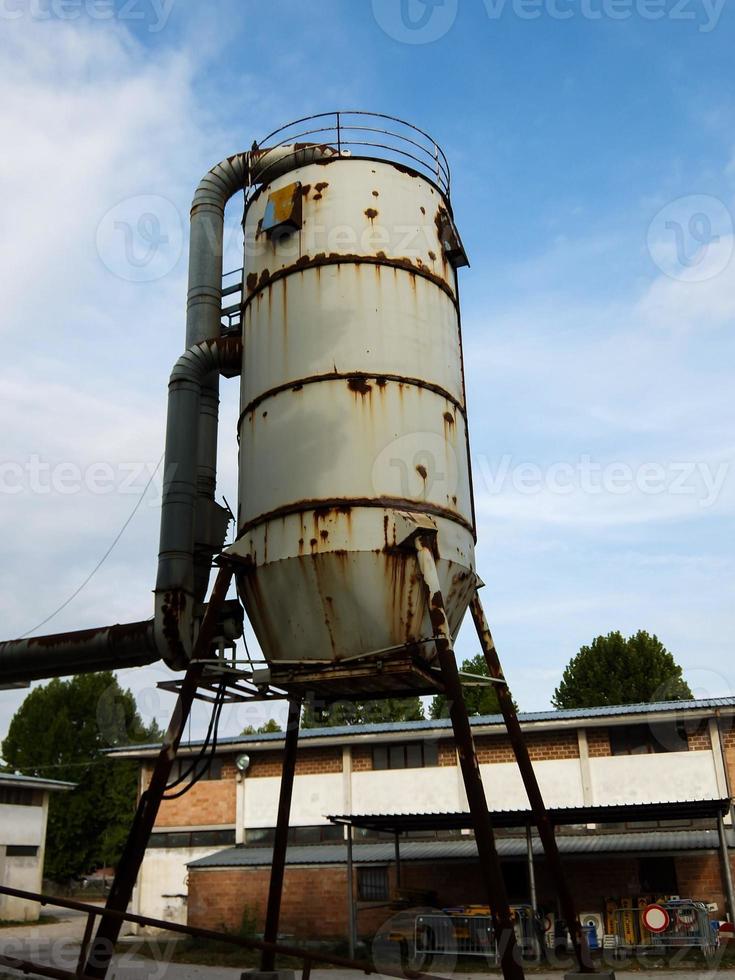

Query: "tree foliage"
left=429, top=654, right=504, bottom=719
left=241, top=719, right=283, bottom=735
left=1, top=673, right=161, bottom=881
left=301, top=697, right=425, bottom=729
left=552, top=630, right=692, bottom=709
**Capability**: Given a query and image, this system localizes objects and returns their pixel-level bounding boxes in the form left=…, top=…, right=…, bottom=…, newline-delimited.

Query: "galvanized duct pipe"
left=186, top=153, right=249, bottom=605
left=171, top=143, right=341, bottom=660
left=154, top=336, right=243, bottom=668
left=186, top=144, right=343, bottom=603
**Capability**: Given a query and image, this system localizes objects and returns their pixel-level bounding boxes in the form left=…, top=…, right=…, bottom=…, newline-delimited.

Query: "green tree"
left=301, top=697, right=425, bottom=729
left=429, top=653, right=503, bottom=719
left=241, top=719, right=283, bottom=735
left=552, top=630, right=692, bottom=709
left=2, top=672, right=161, bottom=881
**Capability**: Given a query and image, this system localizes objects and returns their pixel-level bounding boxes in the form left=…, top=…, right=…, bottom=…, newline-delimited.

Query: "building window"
left=168, top=756, right=223, bottom=783
left=372, top=741, right=439, bottom=770
left=357, top=866, right=389, bottom=901
left=0, top=787, right=41, bottom=806
left=609, top=723, right=689, bottom=756
left=149, top=829, right=236, bottom=849
left=6, top=845, right=39, bottom=857
left=243, top=825, right=344, bottom=846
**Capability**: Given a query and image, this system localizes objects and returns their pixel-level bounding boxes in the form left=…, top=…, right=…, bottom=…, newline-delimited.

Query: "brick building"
left=109, top=696, right=735, bottom=944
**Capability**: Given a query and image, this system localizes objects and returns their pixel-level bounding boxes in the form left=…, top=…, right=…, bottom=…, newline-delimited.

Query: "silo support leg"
left=414, top=539, right=526, bottom=980
left=261, top=697, right=302, bottom=971
left=468, top=591, right=596, bottom=976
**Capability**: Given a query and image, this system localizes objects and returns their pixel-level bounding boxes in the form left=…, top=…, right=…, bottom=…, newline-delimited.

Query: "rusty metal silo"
left=228, top=115, right=475, bottom=668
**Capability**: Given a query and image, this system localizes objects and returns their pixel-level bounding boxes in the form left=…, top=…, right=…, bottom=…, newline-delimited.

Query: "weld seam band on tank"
left=242, top=255, right=458, bottom=310
left=237, top=497, right=476, bottom=540
left=239, top=372, right=466, bottom=420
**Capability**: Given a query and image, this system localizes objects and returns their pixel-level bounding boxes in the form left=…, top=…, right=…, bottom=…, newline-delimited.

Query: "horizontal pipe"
left=0, top=620, right=157, bottom=685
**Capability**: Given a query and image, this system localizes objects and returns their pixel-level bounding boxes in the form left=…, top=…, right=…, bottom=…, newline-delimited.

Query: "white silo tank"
left=228, top=117, right=475, bottom=666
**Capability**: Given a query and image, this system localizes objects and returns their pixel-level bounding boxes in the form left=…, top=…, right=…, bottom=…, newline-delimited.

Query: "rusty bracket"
left=393, top=510, right=439, bottom=549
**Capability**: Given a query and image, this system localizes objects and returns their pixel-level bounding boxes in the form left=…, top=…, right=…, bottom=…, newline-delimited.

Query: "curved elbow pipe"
left=185, top=143, right=341, bottom=606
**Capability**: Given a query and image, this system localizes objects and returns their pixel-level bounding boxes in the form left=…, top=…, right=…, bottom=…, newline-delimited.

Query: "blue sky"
left=1, top=0, right=734, bottom=742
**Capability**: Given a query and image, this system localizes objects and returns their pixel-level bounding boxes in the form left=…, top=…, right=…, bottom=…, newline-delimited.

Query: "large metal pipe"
left=161, top=143, right=343, bottom=664
left=185, top=153, right=249, bottom=605
left=185, top=144, right=343, bottom=604
left=0, top=621, right=157, bottom=685
left=154, top=336, right=243, bottom=668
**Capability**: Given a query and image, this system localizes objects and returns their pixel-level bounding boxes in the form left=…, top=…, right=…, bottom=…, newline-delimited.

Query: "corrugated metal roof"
left=188, top=829, right=732, bottom=869
left=108, top=696, right=735, bottom=756
left=0, top=772, right=75, bottom=790
left=327, top=799, right=731, bottom=831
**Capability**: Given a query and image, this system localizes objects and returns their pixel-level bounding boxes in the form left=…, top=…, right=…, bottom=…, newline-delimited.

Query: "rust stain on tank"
left=258, top=268, right=270, bottom=290
left=315, top=182, right=329, bottom=192
left=347, top=377, right=372, bottom=397
left=372, top=190, right=379, bottom=197
left=416, top=464, right=428, bottom=480
left=365, top=208, right=378, bottom=222
left=428, top=250, right=437, bottom=262
left=246, top=272, right=258, bottom=293
left=390, top=161, right=418, bottom=178
left=300, top=184, right=312, bottom=197
left=444, top=411, right=455, bottom=425
left=385, top=549, right=408, bottom=639
left=320, top=530, right=329, bottom=541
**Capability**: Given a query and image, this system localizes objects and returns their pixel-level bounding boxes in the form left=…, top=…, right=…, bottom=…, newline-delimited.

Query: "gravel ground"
left=1, top=915, right=734, bottom=980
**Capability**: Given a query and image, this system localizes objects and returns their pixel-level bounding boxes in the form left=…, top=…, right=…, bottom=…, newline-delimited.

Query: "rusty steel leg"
left=261, top=697, right=301, bottom=971
left=469, top=591, right=594, bottom=974
left=83, top=565, right=234, bottom=980
left=415, top=538, right=525, bottom=980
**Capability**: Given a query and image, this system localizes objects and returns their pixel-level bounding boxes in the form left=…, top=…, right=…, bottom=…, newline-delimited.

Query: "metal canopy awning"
left=328, top=798, right=731, bottom=834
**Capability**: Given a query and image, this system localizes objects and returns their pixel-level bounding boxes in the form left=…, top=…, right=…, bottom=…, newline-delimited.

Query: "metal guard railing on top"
left=249, top=110, right=451, bottom=199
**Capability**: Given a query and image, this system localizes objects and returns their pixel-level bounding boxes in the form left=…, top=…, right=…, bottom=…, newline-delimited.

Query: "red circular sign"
left=643, top=904, right=670, bottom=934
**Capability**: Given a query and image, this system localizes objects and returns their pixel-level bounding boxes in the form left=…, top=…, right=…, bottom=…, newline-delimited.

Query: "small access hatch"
left=262, top=181, right=303, bottom=239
